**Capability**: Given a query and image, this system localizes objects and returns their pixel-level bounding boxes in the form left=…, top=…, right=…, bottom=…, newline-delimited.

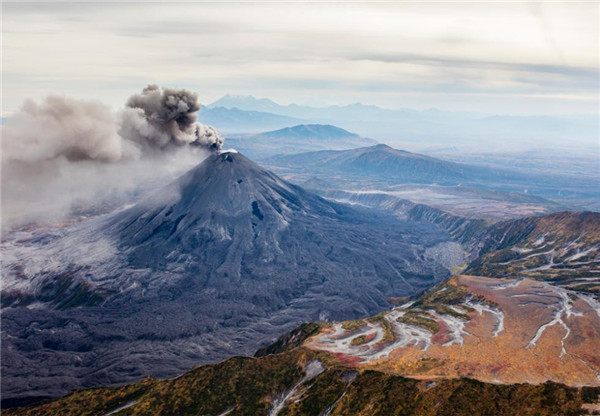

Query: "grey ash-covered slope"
left=103, top=151, right=449, bottom=300
left=1, top=151, right=459, bottom=405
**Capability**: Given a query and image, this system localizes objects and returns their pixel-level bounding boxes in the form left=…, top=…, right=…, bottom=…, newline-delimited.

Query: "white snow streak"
left=526, top=285, right=583, bottom=358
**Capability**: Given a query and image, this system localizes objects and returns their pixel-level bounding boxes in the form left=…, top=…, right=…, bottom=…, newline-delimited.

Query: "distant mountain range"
left=205, top=95, right=597, bottom=153
left=267, top=144, right=599, bottom=210
left=208, top=94, right=410, bottom=122
left=225, top=124, right=377, bottom=158
left=199, top=106, right=305, bottom=133
left=210, top=94, right=286, bottom=114
left=259, top=124, right=360, bottom=140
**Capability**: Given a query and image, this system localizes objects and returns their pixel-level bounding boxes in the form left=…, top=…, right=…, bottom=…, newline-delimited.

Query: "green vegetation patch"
left=350, top=335, right=368, bottom=346
left=397, top=311, right=440, bottom=334
left=341, top=320, right=366, bottom=333
left=4, top=377, right=154, bottom=416
left=411, top=279, right=498, bottom=320
left=414, top=279, right=470, bottom=309
left=367, top=313, right=395, bottom=345
left=255, top=322, right=323, bottom=357
left=456, top=304, right=475, bottom=313
left=435, top=305, right=470, bottom=320
left=279, top=369, right=350, bottom=416
left=7, top=348, right=600, bottom=416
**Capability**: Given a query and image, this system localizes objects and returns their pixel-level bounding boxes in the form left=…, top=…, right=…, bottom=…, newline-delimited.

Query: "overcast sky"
left=3, top=2, right=599, bottom=115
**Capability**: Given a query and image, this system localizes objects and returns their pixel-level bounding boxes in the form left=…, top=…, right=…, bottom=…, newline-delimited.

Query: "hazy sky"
left=3, top=2, right=599, bottom=115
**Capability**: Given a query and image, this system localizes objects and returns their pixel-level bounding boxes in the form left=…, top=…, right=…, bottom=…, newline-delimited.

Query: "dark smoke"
left=121, top=85, right=224, bottom=152
left=1, top=85, right=224, bottom=230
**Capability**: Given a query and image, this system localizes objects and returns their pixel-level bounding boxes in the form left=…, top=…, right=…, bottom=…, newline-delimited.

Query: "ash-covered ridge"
left=1, top=150, right=462, bottom=405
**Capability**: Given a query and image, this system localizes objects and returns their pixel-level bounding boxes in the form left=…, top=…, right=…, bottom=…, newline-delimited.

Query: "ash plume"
left=2, top=96, right=136, bottom=164
left=121, top=85, right=223, bottom=152
left=1, top=85, right=224, bottom=230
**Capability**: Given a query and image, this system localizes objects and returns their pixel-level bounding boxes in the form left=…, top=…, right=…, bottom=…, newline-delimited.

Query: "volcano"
left=1, top=151, right=461, bottom=405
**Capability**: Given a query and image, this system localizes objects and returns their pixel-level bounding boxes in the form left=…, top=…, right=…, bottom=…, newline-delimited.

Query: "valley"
left=322, top=187, right=553, bottom=220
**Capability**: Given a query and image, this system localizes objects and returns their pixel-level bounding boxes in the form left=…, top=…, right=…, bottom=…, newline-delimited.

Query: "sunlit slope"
left=307, top=275, right=600, bottom=386
left=6, top=346, right=599, bottom=416
left=467, top=211, right=600, bottom=297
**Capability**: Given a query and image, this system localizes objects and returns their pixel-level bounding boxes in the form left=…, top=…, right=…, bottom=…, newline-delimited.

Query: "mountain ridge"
left=205, top=95, right=598, bottom=153
left=226, top=124, right=377, bottom=159
left=258, top=124, right=360, bottom=140
left=267, top=144, right=596, bottom=210
left=269, top=144, right=475, bottom=185
left=198, top=106, right=305, bottom=133
left=7, top=345, right=599, bottom=415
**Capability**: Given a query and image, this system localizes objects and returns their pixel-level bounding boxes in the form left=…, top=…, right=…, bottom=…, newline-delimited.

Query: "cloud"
left=2, top=2, right=597, bottom=115
left=345, top=53, right=598, bottom=80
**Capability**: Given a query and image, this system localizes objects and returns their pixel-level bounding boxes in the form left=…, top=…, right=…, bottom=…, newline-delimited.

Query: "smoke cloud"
left=2, top=85, right=224, bottom=231
left=121, top=84, right=223, bottom=152
left=2, top=96, right=133, bottom=163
